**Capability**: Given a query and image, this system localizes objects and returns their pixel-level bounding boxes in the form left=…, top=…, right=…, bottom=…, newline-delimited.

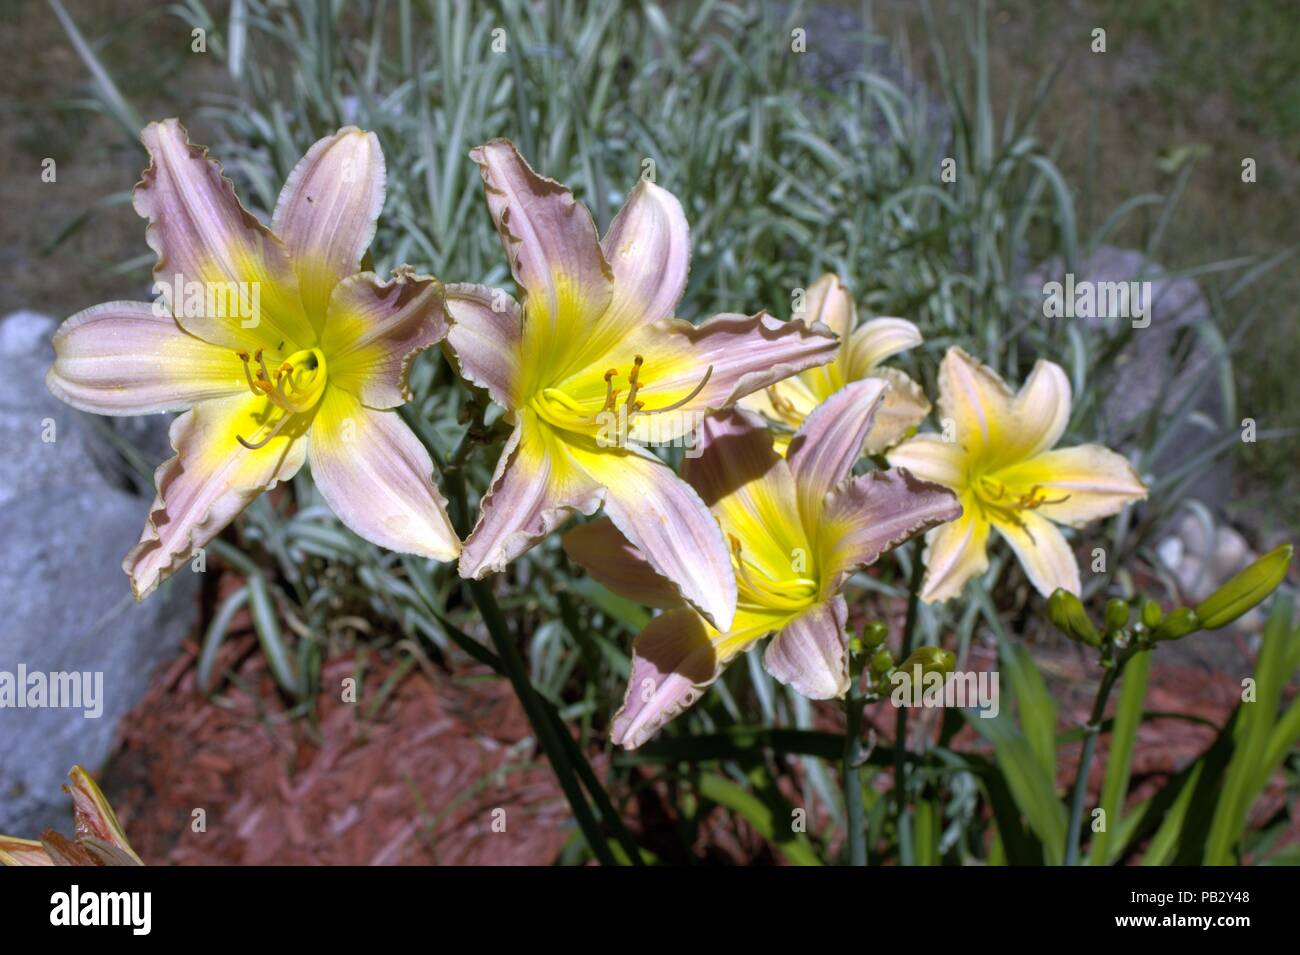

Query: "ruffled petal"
left=917, top=503, right=991, bottom=604
left=786, top=378, right=888, bottom=526
left=308, top=387, right=459, bottom=560
left=862, top=367, right=931, bottom=454
left=820, top=468, right=963, bottom=590
left=124, top=393, right=309, bottom=600
left=797, top=273, right=856, bottom=399
left=990, top=444, right=1147, bottom=527
left=561, top=517, right=685, bottom=609
left=458, top=410, right=604, bottom=579
left=134, top=119, right=313, bottom=351
left=319, top=269, right=446, bottom=408
left=469, top=139, right=612, bottom=391
left=762, top=597, right=850, bottom=699
left=272, top=127, right=386, bottom=327
left=993, top=511, right=1081, bottom=598
left=46, top=301, right=245, bottom=415
left=610, top=605, right=785, bottom=749
left=444, top=282, right=523, bottom=410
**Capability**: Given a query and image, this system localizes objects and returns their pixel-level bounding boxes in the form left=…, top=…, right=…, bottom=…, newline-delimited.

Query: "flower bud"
left=1139, top=598, right=1163, bottom=630
left=1152, top=607, right=1200, bottom=641
left=869, top=648, right=894, bottom=677
left=899, top=646, right=956, bottom=676
left=1104, top=598, right=1130, bottom=633
left=1194, top=544, right=1293, bottom=631
left=860, top=622, right=889, bottom=651
left=1047, top=589, right=1101, bottom=647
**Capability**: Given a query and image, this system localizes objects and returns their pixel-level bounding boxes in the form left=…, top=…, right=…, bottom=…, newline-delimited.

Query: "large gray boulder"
left=0, top=309, right=197, bottom=838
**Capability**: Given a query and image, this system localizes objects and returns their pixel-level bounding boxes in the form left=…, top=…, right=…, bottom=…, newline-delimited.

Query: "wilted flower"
left=887, top=347, right=1147, bottom=602
left=0, top=766, right=142, bottom=866
left=564, top=379, right=960, bottom=747
left=742, top=273, right=930, bottom=454
left=46, top=120, right=459, bottom=599
left=445, top=139, right=838, bottom=629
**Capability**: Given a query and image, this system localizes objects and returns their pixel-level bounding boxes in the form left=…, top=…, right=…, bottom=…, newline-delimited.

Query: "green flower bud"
left=860, top=622, right=889, bottom=651
left=1104, top=598, right=1130, bottom=633
left=899, top=646, right=956, bottom=676
left=1046, top=589, right=1101, bottom=647
left=1194, top=544, right=1293, bottom=631
left=869, top=648, right=894, bottom=677
left=1140, top=598, right=1163, bottom=629
left=1152, top=607, right=1200, bottom=641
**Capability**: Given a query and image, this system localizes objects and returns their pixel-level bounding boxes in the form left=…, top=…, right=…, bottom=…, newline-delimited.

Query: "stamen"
left=636, top=365, right=714, bottom=417
left=624, top=355, right=644, bottom=408
left=236, top=412, right=294, bottom=450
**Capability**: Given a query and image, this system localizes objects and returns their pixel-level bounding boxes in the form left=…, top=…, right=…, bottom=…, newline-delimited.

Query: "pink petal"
left=786, top=378, right=888, bottom=524
left=308, top=387, right=459, bottom=560
left=46, top=301, right=245, bottom=415
left=319, top=269, right=447, bottom=408
left=134, top=119, right=313, bottom=351
left=610, top=609, right=722, bottom=750
left=459, top=411, right=606, bottom=579
left=124, top=393, right=308, bottom=600
left=469, top=139, right=612, bottom=382
left=596, top=179, right=690, bottom=349
left=444, top=282, right=523, bottom=410
left=821, top=468, right=963, bottom=590
left=272, top=127, right=386, bottom=326
left=762, top=597, right=850, bottom=699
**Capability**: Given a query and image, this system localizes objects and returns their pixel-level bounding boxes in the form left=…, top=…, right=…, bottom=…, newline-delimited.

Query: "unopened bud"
left=1047, top=589, right=1100, bottom=647
left=899, top=646, right=956, bottom=676
left=1104, top=598, right=1130, bottom=633
left=1139, top=598, right=1163, bottom=630
left=1194, top=544, right=1292, bottom=631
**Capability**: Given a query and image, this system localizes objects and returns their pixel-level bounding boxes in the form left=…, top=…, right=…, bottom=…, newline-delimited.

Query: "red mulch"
left=103, top=630, right=574, bottom=865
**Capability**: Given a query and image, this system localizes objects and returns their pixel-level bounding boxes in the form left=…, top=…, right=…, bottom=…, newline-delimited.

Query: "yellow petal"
left=919, top=501, right=991, bottom=603
left=990, top=444, right=1147, bottom=527
left=991, top=511, right=1081, bottom=597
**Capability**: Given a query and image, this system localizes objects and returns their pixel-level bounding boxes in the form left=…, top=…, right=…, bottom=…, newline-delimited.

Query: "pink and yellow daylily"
left=741, top=272, right=930, bottom=455
left=887, top=347, right=1148, bottom=603
left=46, top=119, right=459, bottom=599
left=445, top=140, right=840, bottom=630
left=563, top=379, right=961, bottom=748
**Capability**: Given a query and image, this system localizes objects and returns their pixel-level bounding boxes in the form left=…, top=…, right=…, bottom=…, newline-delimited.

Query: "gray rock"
left=0, top=310, right=197, bottom=837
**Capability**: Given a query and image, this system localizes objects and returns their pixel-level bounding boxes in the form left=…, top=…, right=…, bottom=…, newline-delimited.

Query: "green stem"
left=1064, top=658, right=1124, bottom=865
left=893, top=553, right=925, bottom=865
left=467, top=578, right=618, bottom=866
left=843, top=676, right=867, bottom=866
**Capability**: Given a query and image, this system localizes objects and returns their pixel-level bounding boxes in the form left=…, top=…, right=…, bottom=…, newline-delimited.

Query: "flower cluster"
left=46, top=122, right=1149, bottom=749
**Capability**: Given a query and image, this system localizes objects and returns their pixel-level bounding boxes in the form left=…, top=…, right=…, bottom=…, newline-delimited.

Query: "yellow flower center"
left=234, top=346, right=328, bottom=449
left=971, top=476, right=1070, bottom=541
left=530, top=354, right=713, bottom=437
left=729, top=534, right=819, bottom=613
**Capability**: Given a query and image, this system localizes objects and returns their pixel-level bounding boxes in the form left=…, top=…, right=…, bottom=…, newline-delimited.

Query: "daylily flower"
left=887, top=347, right=1148, bottom=603
left=445, top=139, right=839, bottom=630
left=0, top=766, right=142, bottom=866
left=46, top=120, right=459, bottom=599
left=562, top=379, right=961, bottom=748
left=741, top=272, right=930, bottom=455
